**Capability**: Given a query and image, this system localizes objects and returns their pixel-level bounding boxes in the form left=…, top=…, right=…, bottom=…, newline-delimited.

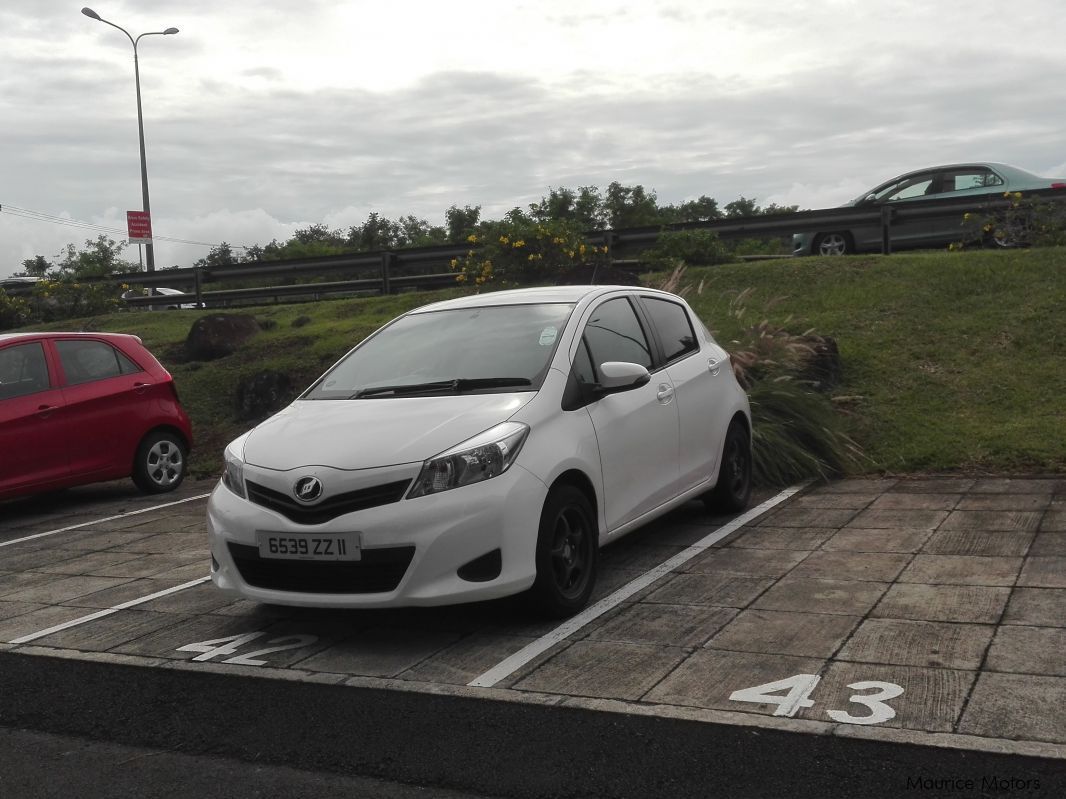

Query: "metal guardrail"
left=5, top=188, right=1063, bottom=309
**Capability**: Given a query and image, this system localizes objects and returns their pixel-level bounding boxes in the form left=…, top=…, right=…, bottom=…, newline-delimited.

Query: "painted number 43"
left=729, top=674, right=904, bottom=725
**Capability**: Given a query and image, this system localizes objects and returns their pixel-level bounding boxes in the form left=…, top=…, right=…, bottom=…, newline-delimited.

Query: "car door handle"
left=656, top=384, right=674, bottom=403
left=133, top=382, right=153, bottom=394
left=36, top=404, right=57, bottom=418
left=707, top=358, right=723, bottom=376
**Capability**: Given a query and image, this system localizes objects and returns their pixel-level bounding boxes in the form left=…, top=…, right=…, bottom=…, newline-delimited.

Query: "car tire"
left=704, top=421, right=752, bottom=513
left=132, top=431, right=187, bottom=494
left=814, top=232, right=852, bottom=256
left=529, top=485, right=598, bottom=618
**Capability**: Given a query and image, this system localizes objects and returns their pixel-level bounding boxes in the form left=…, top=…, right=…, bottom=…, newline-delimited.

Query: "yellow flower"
left=963, top=213, right=971, bottom=221
left=467, top=234, right=478, bottom=243
left=512, top=239, right=525, bottom=248
left=499, top=235, right=510, bottom=245
left=449, top=258, right=458, bottom=269
left=1013, top=192, right=1023, bottom=200
left=579, top=244, right=586, bottom=256
left=455, top=273, right=467, bottom=283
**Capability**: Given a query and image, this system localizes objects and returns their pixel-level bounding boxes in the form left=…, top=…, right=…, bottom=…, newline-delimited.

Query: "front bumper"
left=207, top=462, right=548, bottom=608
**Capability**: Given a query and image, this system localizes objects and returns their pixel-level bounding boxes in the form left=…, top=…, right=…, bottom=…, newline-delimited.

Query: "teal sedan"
left=793, top=163, right=1066, bottom=256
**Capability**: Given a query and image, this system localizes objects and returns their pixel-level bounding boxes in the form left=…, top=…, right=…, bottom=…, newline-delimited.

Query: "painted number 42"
left=176, top=632, right=318, bottom=666
left=729, top=674, right=904, bottom=725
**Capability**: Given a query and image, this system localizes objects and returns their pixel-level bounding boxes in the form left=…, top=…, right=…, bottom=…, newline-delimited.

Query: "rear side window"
left=56, top=340, right=142, bottom=385
left=0, top=342, right=50, bottom=399
left=582, top=298, right=652, bottom=369
left=643, top=297, right=699, bottom=362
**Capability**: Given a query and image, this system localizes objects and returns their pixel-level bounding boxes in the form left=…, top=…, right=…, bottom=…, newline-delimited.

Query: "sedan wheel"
left=704, top=421, right=752, bottom=513
left=815, top=232, right=851, bottom=256
left=132, top=431, right=187, bottom=493
left=530, top=485, right=597, bottom=617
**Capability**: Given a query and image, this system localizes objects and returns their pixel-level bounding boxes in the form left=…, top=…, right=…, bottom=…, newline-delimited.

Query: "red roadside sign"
left=127, top=211, right=153, bottom=243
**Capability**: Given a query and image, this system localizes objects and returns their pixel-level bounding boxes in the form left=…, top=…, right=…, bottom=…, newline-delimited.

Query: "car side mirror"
left=596, top=361, right=651, bottom=394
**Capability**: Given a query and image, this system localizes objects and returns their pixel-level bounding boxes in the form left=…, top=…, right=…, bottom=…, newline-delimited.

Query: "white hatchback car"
left=207, top=286, right=752, bottom=616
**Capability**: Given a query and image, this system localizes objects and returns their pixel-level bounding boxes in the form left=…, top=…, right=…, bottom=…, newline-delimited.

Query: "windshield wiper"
left=350, top=377, right=532, bottom=399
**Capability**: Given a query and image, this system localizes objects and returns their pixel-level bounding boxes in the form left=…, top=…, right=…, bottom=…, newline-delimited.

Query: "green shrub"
left=0, top=290, right=31, bottom=330
left=956, top=192, right=1066, bottom=249
left=449, top=217, right=607, bottom=288
left=642, top=229, right=732, bottom=271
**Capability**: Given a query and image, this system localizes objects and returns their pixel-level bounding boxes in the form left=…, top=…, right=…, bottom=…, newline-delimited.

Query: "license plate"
left=256, top=531, right=361, bottom=561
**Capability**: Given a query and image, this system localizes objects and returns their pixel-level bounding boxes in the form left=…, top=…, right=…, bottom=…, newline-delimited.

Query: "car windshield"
left=304, top=302, right=576, bottom=400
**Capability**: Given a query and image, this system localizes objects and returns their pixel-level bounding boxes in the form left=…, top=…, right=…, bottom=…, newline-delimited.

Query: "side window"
left=878, top=174, right=935, bottom=201
left=582, top=298, right=653, bottom=369
left=943, top=169, right=1005, bottom=192
left=0, top=342, right=50, bottom=400
left=642, top=298, right=699, bottom=362
left=56, top=340, right=141, bottom=385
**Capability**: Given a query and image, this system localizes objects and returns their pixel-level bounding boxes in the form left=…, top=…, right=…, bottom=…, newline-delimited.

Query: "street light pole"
left=82, top=7, right=178, bottom=273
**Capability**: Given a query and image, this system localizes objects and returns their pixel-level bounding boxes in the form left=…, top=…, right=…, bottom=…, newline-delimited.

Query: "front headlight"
left=408, top=422, right=529, bottom=498
left=221, top=447, right=247, bottom=499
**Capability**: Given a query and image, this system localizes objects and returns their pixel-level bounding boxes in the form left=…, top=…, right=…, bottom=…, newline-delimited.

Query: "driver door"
left=577, top=296, right=680, bottom=533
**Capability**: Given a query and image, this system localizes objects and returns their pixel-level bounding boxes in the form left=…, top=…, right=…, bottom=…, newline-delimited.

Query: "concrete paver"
left=752, top=576, right=889, bottom=616
left=959, top=672, right=1066, bottom=744
left=871, top=583, right=1011, bottom=624
left=985, top=626, right=1066, bottom=676
left=820, top=526, right=933, bottom=553
left=898, top=554, right=1023, bottom=586
left=1030, top=533, right=1066, bottom=556
left=1017, top=556, right=1066, bottom=588
left=787, top=550, right=911, bottom=582
left=513, top=640, right=687, bottom=701
left=920, top=529, right=1035, bottom=557
left=585, top=602, right=736, bottom=647
left=837, top=618, right=994, bottom=670
left=705, top=608, right=861, bottom=658
left=1001, top=587, right=1066, bottom=627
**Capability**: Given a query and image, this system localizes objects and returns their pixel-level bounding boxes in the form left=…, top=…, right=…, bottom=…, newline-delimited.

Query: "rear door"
left=0, top=340, right=69, bottom=493
left=638, top=295, right=729, bottom=492
left=53, top=338, right=150, bottom=478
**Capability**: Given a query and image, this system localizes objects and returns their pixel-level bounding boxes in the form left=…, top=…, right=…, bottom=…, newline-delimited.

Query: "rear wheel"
left=814, top=232, right=851, bottom=256
left=529, top=485, right=598, bottom=618
left=704, top=421, right=752, bottom=513
left=132, top=431, right=187, bottom=494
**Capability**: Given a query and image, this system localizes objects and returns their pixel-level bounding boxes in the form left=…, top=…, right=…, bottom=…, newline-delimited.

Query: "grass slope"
left=20, top=248, right=1066, bottom=478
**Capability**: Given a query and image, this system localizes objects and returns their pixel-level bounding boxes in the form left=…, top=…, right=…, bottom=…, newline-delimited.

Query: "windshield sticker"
left=538, top=326, right=558, bottom=346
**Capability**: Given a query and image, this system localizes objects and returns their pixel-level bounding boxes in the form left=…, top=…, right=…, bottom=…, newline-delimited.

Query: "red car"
left=0, top=332, right=192, bottom=500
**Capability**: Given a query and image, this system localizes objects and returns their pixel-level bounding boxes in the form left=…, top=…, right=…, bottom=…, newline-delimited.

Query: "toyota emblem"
left=292, top=476, right=323, bottom=503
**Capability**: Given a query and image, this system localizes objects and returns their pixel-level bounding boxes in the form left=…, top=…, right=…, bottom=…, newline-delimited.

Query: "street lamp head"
left=81, top=7, right=101, bottom=20
left=163, top=27, right=179, bottom=35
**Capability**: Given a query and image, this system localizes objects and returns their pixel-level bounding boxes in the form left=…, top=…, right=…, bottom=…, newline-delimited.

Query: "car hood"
left=242, top=393, right=535, bottom=471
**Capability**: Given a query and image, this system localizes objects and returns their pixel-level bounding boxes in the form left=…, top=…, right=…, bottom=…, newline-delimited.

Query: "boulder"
left=235, top=370, right=295, bottom=421
left=184, top=314, right=260, bottom=361
left=799, top=335, right=842, bottom=390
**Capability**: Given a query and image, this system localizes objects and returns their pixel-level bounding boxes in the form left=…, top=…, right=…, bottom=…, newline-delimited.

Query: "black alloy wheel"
left=704, top=421, right=752, bottom=513
left=530, top=485, right=597, bottom=618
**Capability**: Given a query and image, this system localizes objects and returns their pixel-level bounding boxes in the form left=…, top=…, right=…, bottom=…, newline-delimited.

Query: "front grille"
left=245, top=478, right=410, bottom=525
left=228, top=543, right=415, bottom=594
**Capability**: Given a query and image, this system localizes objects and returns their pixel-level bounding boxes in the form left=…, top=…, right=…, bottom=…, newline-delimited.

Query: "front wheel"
left=132, top=431, right=187, bottom=494
left=704, top=421, right=752, bottom=513
left=529, top=485, right=598, bottom=618
left=814, top=232, right=851, bottom=256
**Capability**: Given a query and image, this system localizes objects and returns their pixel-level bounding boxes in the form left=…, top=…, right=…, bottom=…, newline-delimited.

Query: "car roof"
left=410, top=285, right=677, bottom=313
left=0, top=331, right=143, bottom=345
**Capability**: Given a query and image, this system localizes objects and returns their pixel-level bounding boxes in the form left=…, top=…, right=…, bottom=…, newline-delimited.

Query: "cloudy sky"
left=2, top=0, right=1064, bottom=276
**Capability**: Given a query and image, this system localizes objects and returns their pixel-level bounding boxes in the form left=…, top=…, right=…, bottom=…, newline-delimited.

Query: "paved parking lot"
left=2, top=475, right=1065, bottom=768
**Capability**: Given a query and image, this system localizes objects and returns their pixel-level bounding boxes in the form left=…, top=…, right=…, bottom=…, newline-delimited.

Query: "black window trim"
left=53, top=337, right=144, bottom=387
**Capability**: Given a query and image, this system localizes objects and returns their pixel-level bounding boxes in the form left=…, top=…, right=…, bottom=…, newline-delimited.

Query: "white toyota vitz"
left=207, top=285, right=752, bottom=616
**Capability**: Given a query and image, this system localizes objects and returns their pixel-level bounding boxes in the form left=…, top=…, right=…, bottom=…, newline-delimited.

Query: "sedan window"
left=0, top=342, right=50, bottom=399
left=876, top=175, right=936, bottom=202
left=582, top=298, right=652, bottom=369
left=56, top=340, right=141, bottom=385
left=941, top=169, right=1005, bottom=192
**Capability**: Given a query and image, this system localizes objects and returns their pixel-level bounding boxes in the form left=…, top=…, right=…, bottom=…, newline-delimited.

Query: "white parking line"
left=8, top=576, right=211, bottom=645
left=468, top=484, right=805, bottom=689
left=0, top=493, right=213, bottom=549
